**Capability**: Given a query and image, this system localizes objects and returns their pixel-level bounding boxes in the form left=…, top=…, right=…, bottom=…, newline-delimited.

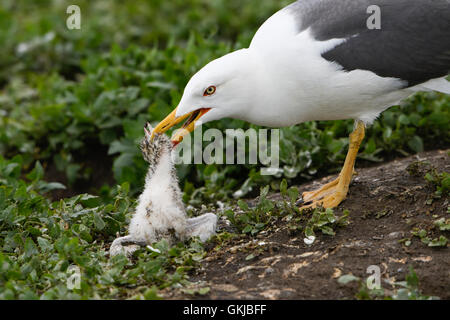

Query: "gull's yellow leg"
left=300, top=121, right=365, bottom=209
left=302, top=178, right=339, bottom=203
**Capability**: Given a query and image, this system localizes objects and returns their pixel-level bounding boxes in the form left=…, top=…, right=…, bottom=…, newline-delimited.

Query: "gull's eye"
left=204, top=86, right=216, bottom=96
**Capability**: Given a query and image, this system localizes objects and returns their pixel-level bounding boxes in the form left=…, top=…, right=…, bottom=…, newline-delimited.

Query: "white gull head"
left=175, top=48, right=271, bottom=126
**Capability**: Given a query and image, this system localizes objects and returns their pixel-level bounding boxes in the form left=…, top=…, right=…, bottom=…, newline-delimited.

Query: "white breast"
left=246, top=7, right=411, bottom=126
left=129, top=152, right=187, bottom=242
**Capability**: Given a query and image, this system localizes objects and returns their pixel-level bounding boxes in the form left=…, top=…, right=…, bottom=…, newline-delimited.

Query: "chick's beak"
left=152, top=107, right=210, bottom=146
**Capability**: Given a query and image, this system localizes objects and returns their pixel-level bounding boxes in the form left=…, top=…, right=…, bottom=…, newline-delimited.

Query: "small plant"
left=424, top=169, right=450, bottom=198
left=304, top=208, right=350, bottom=238
left=225, top=185, right=277, bottom=235
left=410, top=228, right=448, bottom=247
left=285, top=206, right=350, bottom=242
left=434, top=217, right=450, bottom=231
left=182, top=286, right=210, bottom=296
left=406, top=160, right=431, bottom=177
left=279, top=179, right=301, bottom=215
left=338, top=267, right=440, bottom=300
left=401, top=216, right=449, bottom=248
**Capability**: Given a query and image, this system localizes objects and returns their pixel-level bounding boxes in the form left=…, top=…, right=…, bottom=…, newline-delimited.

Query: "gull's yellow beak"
left=152, top=107, right=211, bottom=146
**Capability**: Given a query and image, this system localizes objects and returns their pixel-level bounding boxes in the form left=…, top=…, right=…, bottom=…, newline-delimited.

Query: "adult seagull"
left=153, top=0, right=450, bottom=209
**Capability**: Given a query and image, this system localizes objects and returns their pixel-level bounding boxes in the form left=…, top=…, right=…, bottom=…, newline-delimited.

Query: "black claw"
left=120, top=239, right=148, bottom=247
left=296, top=197, right=313, bottom=206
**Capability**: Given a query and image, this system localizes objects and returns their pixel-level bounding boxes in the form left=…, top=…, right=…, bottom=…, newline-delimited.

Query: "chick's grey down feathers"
left=110, top=123, right=217, bottom=258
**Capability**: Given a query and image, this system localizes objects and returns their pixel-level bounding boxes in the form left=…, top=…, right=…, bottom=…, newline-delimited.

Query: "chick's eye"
left=204, top=86, right=216, bottom=96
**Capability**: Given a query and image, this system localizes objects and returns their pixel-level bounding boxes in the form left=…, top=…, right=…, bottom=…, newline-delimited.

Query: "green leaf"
left=203, top=165, right=216, bottom=176
left=255, top=223, right=265, bottom=229
left=260, top=185, right=270, bottom=198
left=338, top=274, right=360, bottom=285
left=428, top=236, right=447, bottom=247
left=237, top=200, right=249, bottom=211
left=287, top=187, right=299, bottom=204
left=321, top=226, right=336, bottom=236
left=304, top=226, right=315, bottom=238
left=143, top=286, right=162, bottom=300
left=93, top=212, right=106, bottom=230
left=405, top=267, right=419, bottom=288
left=108, top=140, right=137, bottom=155
left=26, top=161, right=44, bottom=181
left=129, top=98, right=149, bottom=116
left=225, top=210, right=235, bottom=223
left=66, top=164, right=81, bottom=185
left=242, top=225, right=253, bottom=234
left=24, top=238, right=38, bottom=257
left=408, top=136, right=424, bottom=153
left=245, top=254, right=255, bottom=261
left=239, top=214, right=250, bottom=224
left=418, top=229, right=427, bottom=238
left=434, top=218, right=450, bottom=231
left=280, top=179, right=288, bottom=195
left=398, top=114, right=410, bottom=125
left=37, top=237, right=52, bottom=252
left=198, top=287, right=210, bottom=295
left=39, top=182, right=66, bottom=193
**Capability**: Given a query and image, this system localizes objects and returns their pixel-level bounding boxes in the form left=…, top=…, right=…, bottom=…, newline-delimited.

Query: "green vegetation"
left=424, top=169, right=450, bottom=199
left=0, top=1, right=449, bottom=299
left=225, top=180, right=349, bottom=241
left=0, top=155, right=209, bottom=299
left=1, top=1, right=449, bottom=196
left=338, top=267, right=440, bottom=300
left=410, top=228, right=447, bottom=247
left=399, top=166, right=450, bottom=248
left=225, top=186, right=278, bottom=236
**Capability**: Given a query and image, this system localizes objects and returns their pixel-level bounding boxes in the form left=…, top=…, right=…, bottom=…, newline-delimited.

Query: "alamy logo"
left=67, top=265, right=81, bottom=290
left=66, top=5, right=81, bottom=30
left=366, top=265, right=381, bottom=290
left=367, top=5, right=381, bottom=30
left=171, top=125, right=280, bottom=175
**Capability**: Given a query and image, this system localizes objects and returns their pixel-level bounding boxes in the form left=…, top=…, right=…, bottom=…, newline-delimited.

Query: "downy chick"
left=110, top=123, right=217, bottom=257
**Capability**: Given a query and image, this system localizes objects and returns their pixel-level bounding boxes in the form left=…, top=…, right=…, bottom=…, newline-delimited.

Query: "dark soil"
left=44, top=143, right=115, bottom=200
left=166, top=149, right=449, bottom=300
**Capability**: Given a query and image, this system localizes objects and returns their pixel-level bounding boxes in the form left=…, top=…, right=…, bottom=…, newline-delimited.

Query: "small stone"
left=304, top=235, right=316, bottom=245
left=265, top=267, right=274, bottom=274
left=387, top=231, right=404, bottom=239
left=279, top=289, right=296, bottom=299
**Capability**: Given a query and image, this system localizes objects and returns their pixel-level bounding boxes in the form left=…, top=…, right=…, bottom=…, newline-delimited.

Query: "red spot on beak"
left=172, top=140, right=181, bottom=149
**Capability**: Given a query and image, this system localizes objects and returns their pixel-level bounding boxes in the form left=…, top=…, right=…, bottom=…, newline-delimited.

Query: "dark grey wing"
left=287, top=0, right=450, bottom=87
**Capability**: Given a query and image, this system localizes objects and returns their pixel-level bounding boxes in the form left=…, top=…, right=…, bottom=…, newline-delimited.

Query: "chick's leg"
left=109, top=235, right=147, bottom=257
left=300, top=121, right=365, bottom=209
left=186, top=213, right=217, bottom=242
